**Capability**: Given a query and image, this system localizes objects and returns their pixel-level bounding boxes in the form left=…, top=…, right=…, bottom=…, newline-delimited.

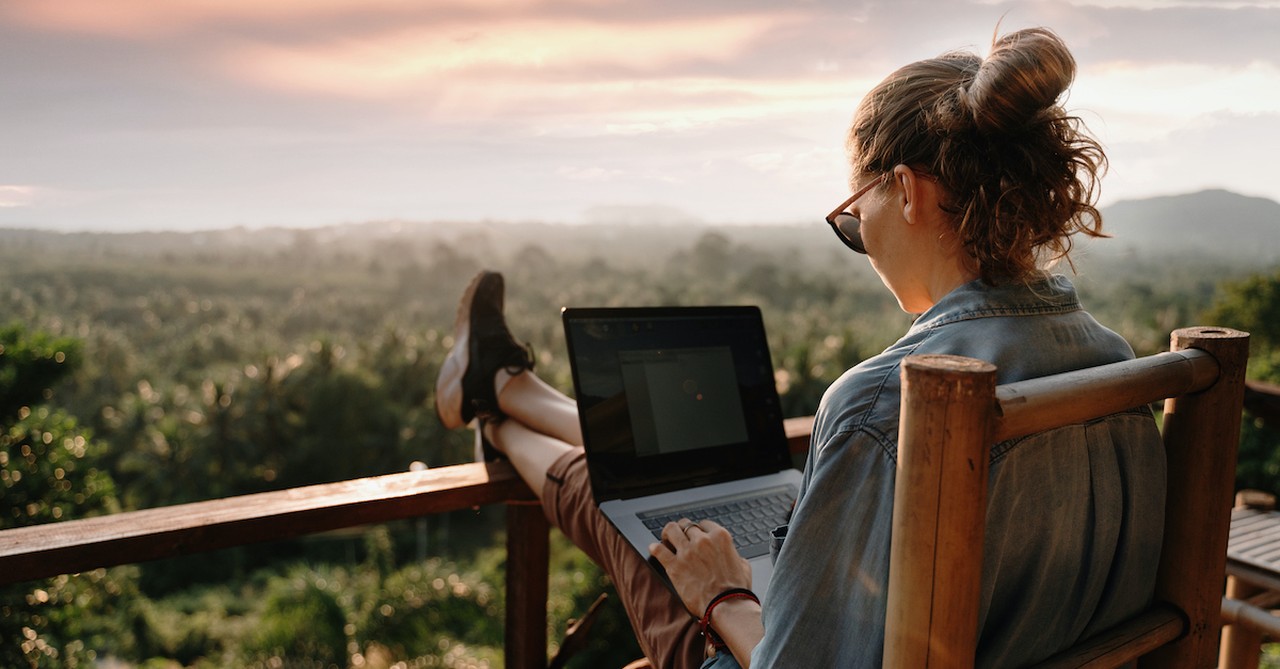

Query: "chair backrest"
left=882, top=326, right=1251, bottom=669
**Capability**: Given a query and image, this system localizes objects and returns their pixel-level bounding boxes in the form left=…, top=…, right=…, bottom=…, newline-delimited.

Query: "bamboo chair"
left=883, top=326, right=1250, bottom=669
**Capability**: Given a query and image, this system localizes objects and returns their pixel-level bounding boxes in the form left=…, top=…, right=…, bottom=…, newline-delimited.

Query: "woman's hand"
left=648, top=518, right=753, bottom=617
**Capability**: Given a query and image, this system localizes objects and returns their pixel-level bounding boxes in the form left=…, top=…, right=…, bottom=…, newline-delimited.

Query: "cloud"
left=741, top=147, right=847, bottom=186
left=1102, top=110, right=1280, bottom=204
left=198, top=9, right=877, bottom=139
left=0, top=185, right=39, bottom=208
left=1074, top=60, right=1280, bottom=142
left=1059, top=2, right=1280, bottom=68
left=0, top=0, right=566, bottom=38
left=555, top=166, right=623, bottom=182
left=219, top=13, right=799, bottom=94
left=3, top=0, right=1279, bottom=231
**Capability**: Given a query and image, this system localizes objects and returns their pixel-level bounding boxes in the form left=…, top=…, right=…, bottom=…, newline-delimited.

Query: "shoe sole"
left=435, top=272, right=489, bottom=429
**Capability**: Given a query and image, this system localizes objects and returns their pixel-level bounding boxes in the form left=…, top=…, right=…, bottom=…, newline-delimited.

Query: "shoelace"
left=501, top=339, right=536, bottom=374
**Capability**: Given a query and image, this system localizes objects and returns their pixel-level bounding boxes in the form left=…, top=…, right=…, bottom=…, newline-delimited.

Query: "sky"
left=2, top=0, right=1278, bottom=232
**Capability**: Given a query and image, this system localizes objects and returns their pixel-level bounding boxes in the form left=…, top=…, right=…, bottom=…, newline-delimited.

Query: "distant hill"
left=2, top=188, right=1276, bottom=266
left=1098, top=189, right=1280, bottom=260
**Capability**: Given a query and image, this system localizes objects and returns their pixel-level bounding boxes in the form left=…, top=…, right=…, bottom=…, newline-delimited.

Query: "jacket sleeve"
left=750, top=428, right=897, bottom=668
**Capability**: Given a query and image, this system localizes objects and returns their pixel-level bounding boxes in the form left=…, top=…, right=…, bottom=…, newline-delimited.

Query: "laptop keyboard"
left=638, top=485, right=797, bottom=559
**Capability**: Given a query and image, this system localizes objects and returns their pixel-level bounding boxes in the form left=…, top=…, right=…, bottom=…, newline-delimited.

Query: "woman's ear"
left=895, top=164, right=935, bottom=227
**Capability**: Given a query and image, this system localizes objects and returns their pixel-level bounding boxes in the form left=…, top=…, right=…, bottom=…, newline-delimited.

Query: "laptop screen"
left=562, top=306, right=790, bottom=500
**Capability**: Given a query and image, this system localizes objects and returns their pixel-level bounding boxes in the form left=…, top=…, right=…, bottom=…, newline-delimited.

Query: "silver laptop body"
left=562, top=305, right=803, bottom=599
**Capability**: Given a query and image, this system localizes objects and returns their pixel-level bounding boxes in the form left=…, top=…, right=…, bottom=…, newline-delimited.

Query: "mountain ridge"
left=1, top=188, right=1276, bottom=262
left=1097, top=188, right=1280, bottom=259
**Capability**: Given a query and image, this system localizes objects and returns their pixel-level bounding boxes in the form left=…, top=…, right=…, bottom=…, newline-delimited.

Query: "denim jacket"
left=705, top=275, right=1166, bottom=668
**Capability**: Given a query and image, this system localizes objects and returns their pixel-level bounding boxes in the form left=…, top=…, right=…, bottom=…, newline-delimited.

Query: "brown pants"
left=543, top=449, right=708, bottom=669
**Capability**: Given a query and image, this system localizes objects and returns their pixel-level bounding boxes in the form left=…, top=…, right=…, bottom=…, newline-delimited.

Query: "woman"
left=435, top=26, right=1165, bottom=668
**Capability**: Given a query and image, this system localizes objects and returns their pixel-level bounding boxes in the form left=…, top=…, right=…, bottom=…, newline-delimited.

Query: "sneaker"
left=435, top=271, right=535, bottom=431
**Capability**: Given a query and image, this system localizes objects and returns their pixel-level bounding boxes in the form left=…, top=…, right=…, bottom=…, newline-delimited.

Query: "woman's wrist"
left=704, top=594, right=765, bottom=667
left=700, top=588, right=760, bottom=650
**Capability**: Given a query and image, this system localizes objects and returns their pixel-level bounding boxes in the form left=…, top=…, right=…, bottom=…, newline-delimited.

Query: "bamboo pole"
left=883, top=354, right=997, bottom=669
left=1220, top=595, right=1280, bottom=641
left=1140, top=326, right=1250, bottom=669
left=1220, top=579, right=1266, bottom=669
left=1220, top=492, right=1275, bottom=669
left=995, top=349, right=1219, bottom=442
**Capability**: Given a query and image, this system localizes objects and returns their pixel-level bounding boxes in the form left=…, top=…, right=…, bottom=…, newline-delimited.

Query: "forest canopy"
left=2, top=216, right=1278, bottom=668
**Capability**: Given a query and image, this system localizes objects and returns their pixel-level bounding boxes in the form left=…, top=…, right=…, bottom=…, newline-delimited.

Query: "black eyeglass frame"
left=824, top=173, right=889, bottom=255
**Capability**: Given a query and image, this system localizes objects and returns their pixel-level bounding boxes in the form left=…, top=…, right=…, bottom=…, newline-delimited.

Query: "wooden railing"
left=0, top=416, right=816, bottom=669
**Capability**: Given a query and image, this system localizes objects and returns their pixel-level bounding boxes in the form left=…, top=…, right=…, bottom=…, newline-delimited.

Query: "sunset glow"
left=1, top=0, right=1276, bottom=231
left=227, top=15, right=794, bottom=96
left=0, top=186, right=38, bottom=209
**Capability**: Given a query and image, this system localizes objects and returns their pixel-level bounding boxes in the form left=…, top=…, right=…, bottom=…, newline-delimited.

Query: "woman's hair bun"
left=847, top=25, right=1106, bottom=285
left=960, top=27, right=1076, bottom=135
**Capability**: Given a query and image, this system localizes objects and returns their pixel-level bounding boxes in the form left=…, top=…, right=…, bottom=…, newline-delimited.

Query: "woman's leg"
left=483, top=415, right=573, bottom=504
left=482, top=379, right=707, bottom=668
left=495, top=368, right=583, bottom=447
left=515, top=430, right=708, bottom=669
left=438, top=271, right=705, bottom=668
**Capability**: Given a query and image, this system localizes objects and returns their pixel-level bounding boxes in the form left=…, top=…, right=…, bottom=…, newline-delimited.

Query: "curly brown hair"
left=847, top=27, right=1107, bottom=285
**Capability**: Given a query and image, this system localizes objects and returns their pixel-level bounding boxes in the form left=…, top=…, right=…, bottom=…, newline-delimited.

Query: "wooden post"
left=884, top=354, right=997, bottom=669
left=1220, top=578, right=1265, bottom=669
left=1220, top=491, right=1274, bottom=669
left=506, top=501, right=550, bottom=669
left=1141, top=327, right=1250, bottom=669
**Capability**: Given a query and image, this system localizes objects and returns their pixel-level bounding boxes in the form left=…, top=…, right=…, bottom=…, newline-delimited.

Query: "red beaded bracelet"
left=700, top=588, right=759, bottom=651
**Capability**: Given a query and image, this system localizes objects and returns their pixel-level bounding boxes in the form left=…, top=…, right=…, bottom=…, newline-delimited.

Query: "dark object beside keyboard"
left=638, top=485, right=796, bottom=559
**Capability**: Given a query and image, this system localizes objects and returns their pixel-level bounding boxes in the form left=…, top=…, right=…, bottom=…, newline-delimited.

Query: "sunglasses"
left=824, top=173, right=888, bottom=255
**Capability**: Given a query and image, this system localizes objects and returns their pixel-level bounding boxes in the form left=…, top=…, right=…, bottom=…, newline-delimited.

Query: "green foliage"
left=1207, top=269, right=1280, bottom=346
left=1, top=223, right=1277, bottom=667
left=1, top=406, right=117, bottom=528
left=243, top=574, right=349, bottom=666
left=0, top=323, right=81, bottom=420
left=1, top=568, right=142, bottom=669
left=1234, top=413, right=1280, bottom=498
left=544, top=533, right=644, bottom=668
left=1207, top=269, right=1280, bottom=380
left=0, top=323, right=131, bottom=669
left=1205, top=268, right=1280, bottom=498
left=130, top=585, right=249, bottom=666
left=356, top=559, right=501, bottom=659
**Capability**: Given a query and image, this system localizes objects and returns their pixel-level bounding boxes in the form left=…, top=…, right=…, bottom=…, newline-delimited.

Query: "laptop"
left=561, top=305, right=803, bottom=600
